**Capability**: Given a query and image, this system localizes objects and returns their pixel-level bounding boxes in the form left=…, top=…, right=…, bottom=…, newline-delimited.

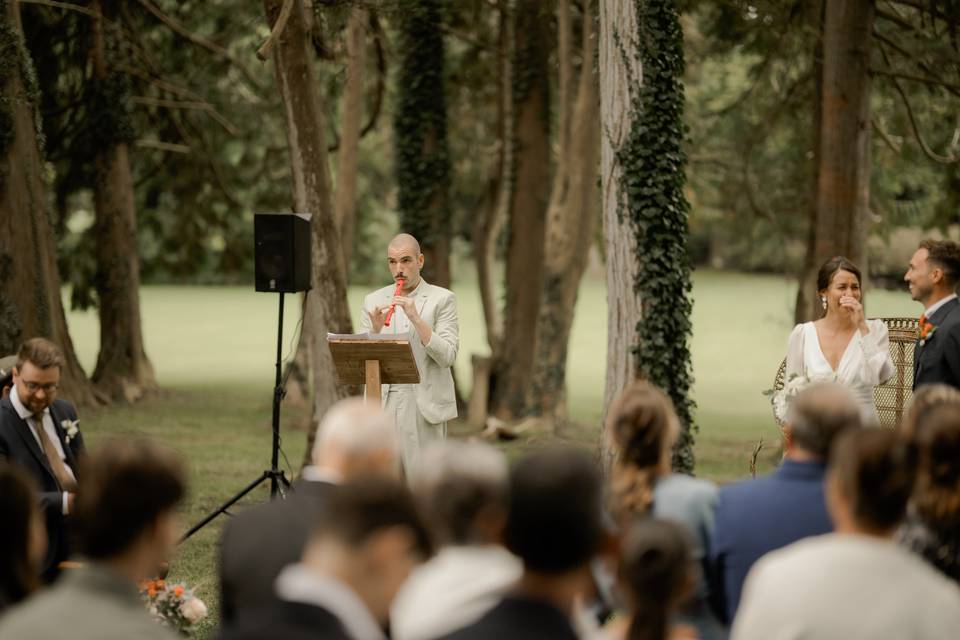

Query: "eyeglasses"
left=21, top=381, right=58, bottom=393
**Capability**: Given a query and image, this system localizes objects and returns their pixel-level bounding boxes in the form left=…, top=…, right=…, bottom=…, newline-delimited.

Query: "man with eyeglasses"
left=0, top=337, right=85, bottom=582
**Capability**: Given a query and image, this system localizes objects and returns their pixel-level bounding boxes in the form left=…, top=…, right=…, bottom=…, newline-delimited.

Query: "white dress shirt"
left=10, top=385, right=76, bottom=514
left=390, top=545, right=522, bottom=640
left=925, top=293, right=958, bottom=318
left=275, top=564, right=386, bottom=640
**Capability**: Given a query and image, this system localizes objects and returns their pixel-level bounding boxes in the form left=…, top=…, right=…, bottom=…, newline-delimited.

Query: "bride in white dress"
left=786, top=257, right=895, bottom=426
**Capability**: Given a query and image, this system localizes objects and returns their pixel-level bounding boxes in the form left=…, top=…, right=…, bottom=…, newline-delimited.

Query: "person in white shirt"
left=391, top=442, right=522, bottom=640
left=732, top=429, right=960, bottom=640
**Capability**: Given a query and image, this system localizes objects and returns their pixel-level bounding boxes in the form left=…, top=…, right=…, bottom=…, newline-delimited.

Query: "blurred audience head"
left=0, top=464, right=46, bottom=610
left=910, top=403, right=960, bottom=533
left=303, top=478, right=432, bottom=626
left=902, top=384, right=960, bottom=438
left=74, top=440, right=186, bottom=581
left=505, top=446, right=603, bottom=576
left=827, top=430, right=916, bottom=536
left=412, top=441, right=509, bottom=547
left=785, top=383, right=861, bottom=460
left=606, top=381, right=680, bottom=517
left=618, top=518, right=696, bottom=640
left=311, top=397, right=398, bottom=480
left=12, top=338, right=63, bottom=417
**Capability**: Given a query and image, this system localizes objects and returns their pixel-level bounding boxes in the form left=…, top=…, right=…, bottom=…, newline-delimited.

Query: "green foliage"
left=619, top=0, right=697, bottom=473
left=393, top=0, right=452, bottom=252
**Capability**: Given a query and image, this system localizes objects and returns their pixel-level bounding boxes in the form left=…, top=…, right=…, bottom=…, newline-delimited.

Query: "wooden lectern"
left=328, top=334, right=421, bottom=405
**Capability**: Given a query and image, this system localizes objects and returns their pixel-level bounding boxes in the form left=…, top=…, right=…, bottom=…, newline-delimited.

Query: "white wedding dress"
left=785, top=320, right=896, bottom=426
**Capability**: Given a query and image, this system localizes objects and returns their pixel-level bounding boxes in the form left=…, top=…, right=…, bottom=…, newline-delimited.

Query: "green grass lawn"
left=62, top=269, right=919, bottom=637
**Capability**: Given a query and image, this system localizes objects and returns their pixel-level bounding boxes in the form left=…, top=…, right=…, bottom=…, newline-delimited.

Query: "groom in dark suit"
left=0, top=338, right=85, bottom=582
left=906, top=240, right=960, bottom=390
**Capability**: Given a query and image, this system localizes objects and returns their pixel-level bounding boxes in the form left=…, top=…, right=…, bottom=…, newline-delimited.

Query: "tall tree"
left=600, top=0, right=643, bottom=458
left=260, top=0, right=353, bottom=448
left=527, top=0, right=599, bottom=425
left=0, top=0, right=95, bottom=405
left=394, top=0, right=452, bottom=288
left=619, top=0, right=696, bottom=472
left=490, top=0, right=551, bottom=420
left=89, top=0, right=156, bottom=402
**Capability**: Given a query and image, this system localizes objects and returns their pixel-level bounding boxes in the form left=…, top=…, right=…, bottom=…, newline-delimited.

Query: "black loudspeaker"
left=254, top=213, right=312, bottom=292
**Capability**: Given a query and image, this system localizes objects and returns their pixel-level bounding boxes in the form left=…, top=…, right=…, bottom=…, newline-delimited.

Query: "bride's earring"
left=820, top=296, right=827, bottom=310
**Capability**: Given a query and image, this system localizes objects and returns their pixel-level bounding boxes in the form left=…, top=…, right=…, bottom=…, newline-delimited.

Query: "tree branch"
left=871, top=116, right=903, bottom=154
left=134, top=139, right=191, bottom=153
left=18, top=0, right=98, bottom=17
left=135, top=0, right=265, bottom=91
left=130, top=96, right=239, bottom=135
left=257, top=0, right=295, bottom=61
left=870, top=68, right=960, bottom=97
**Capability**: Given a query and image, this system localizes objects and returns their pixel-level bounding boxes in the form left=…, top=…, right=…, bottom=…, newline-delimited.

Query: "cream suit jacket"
left=360, top=280, right=459, bottom=424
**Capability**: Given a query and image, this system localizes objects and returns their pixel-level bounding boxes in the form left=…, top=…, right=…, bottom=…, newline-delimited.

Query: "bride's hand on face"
left=839, top=295, right=868, bottom=330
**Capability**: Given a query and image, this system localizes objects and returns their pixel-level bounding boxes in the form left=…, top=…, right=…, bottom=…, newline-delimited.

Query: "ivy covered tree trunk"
left=262, top=0, right=353, bottom=462
left=90, top=0, right=156, bottom=402
left=490, top=0, right=551, bottom=420
left=527, top=0, right=598, bottom=425
left=0, top=0, right=96, bottom=406
left=620, top=0, right=696, bottom=473
left=810, top=0, right=874, bottom=298
left=600, top=0, right=643, bottom=462
left=394, top=0, right=452, bottom=288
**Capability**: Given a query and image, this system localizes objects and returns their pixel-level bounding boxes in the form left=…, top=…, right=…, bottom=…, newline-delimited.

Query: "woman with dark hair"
left=732, top=430, right=960, bottom=640
left=785, top=256, right=894, bottom=425
left=606, top=381, right=723, bottom=640
left=601, top=519, right=698, bottom=640
left=0, top=463, right=47, bottom=616
left=899, top=402, right=960, bottom=583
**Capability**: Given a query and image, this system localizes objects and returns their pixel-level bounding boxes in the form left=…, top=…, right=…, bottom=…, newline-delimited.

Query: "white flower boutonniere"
left=61, top=419, right=80, bottom=444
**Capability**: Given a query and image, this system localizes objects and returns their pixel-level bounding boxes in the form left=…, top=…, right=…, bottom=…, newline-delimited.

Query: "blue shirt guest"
left=709, top=382, right=862, bottom=622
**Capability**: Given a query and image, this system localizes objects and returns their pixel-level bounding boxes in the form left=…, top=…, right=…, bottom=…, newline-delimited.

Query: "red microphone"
left=383, top=278, right=405, bottom=327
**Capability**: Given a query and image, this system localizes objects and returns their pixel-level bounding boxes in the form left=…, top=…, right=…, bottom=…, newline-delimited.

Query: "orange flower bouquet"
left=139, top=578, right=208, bottom=636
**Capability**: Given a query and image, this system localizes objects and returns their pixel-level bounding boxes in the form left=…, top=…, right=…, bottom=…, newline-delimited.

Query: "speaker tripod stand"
left=180, top=292, right=292, bottom=542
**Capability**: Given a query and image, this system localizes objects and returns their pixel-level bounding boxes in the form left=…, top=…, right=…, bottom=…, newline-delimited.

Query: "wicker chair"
left=772, top=317, right=919, bottom=428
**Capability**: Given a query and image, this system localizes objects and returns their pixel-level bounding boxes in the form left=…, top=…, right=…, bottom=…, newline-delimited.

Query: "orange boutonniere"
left=920, top=316, right=937, bottom=346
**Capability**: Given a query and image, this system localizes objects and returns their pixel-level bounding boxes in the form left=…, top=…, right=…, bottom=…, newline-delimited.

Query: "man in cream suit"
left=360, top=234, right=459, bottom=475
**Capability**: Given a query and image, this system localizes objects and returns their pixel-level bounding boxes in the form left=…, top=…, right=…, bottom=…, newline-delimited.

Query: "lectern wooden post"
left=328, top=335, right=421, bottom=405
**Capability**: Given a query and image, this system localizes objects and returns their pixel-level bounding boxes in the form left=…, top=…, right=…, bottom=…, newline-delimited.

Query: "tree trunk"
left=600, top=0, right=642, bottom=464
left=90, top=0, right=155, bottom=403
left=262, top=0, right=353, bottom=464
left=490, top=0, right=551, bottom=420
left=795, top=0, right=826, bottom=323
left=334, top=6, right=366, bottom=271
left=0, top=0, right=96, bottom=406
left=527, top=0, right=599, bottom=425
left=394, top=0, right=452, bottom=289
left=811, top=0, right=874, bottom=299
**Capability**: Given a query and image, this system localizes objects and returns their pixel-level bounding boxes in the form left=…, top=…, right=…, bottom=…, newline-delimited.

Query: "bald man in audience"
left=360, top=233, right=459, bottom=476
left=218, top=398, right=398, bottom=624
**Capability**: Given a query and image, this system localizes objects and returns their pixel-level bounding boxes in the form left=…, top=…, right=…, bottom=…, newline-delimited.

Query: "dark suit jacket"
left=0, top=395, right=84, bottom=581
left=436, top=596, right=580, bottom=640
left=914, top=298, right=960, bottom=390
left=218, top=600, right=351, bottom=640
left=219, top=479, right=336, bottom=624
left=708, top=460, right=832, bottom=624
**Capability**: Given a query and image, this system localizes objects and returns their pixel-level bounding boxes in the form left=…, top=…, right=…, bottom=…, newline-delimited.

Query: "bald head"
left=387, top=234, right=425, bottom=291
left=389, top=233, right=422, bottom=255
left=786, top=383, right=862, bottom=459
left=312, top=398, right=398, bottom=479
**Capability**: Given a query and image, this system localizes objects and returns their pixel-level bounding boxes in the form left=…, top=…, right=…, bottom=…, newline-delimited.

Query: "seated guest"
left=600, top=519, right=699, bottom=640
left=219, top=397, right=397, bottom=623
left=899, top=403, right=960, bottom=583
left=438, top=446, right=605, bottom=640
left=0, top=439, right=186, bottom=640
left=0, top=338, right=85, bottom=582
left=607, top=381, right=723, bottom=640
left=732, top=430, right=960, bottom=639
left=900, top=383, right=960, bottom=437
left=709, top=383, right=861, bottom=622
left=391, top=442, right=521, bottom=640
left=0, top=464, right=47, bottom=616
left=219, top=477, right=433, bottom=640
